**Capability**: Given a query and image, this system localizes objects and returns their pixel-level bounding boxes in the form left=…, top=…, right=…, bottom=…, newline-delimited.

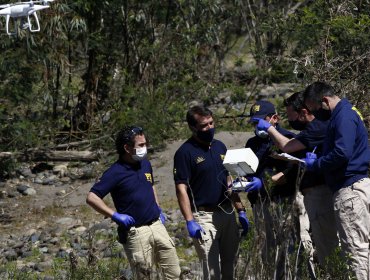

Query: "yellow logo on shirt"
left=145, top=173, right=153, bottom=183
left=251, top=104, right=260, bottom=113
left=220, top=154, right=225, bottom=161
left=196, top=157, right=205, bottom=164
left=352, top=106, right=363, bottom=120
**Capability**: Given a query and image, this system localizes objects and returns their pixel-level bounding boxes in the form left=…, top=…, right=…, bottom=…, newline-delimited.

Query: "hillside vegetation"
left=0, top=0, right=368, bottom=164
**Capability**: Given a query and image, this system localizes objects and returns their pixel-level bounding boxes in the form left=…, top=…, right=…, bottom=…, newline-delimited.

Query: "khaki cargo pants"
left=123, top=220, right=181, bottom=280
left=303, top=185, right=339, bottom=265
left=333, top=178, right=370, bottom=280
left=192, top=206, right=240, bottom=280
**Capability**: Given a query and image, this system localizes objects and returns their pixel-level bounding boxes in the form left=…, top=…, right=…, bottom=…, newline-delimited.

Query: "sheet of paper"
left=270, top=153, right=306, bottom=163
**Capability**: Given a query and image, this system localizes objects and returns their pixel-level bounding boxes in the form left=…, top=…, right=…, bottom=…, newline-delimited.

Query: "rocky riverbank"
left=0, top=131, right=252, bottom=279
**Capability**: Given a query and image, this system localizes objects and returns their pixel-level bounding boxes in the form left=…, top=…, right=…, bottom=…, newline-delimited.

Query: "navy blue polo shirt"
left=173, top=138, right=228, bottom=208
left=313, top=98, right=370, bottom=192
left=90, top=159, right=160, bottom=226
left=295, top=118, right=328, bottom=189
left=245, top=124, right=296, bottom=203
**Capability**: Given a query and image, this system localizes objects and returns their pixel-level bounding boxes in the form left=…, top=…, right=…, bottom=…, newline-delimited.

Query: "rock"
left=12, top=241, right=24, bottom=249
left=49, top=237, right=59, bottom=245
left=0, top=190, right=7, bottom=199
left=4, top=249, right=17, bottom=260
left=30, top=232, right=40, bottom=243
left=56, top=190, right=66, bottom=196
left=16, top=184, right=29, bottom=194
left=55, top=217, right=75, bottom=226
left=56, top=249, right=68, bottom=258
left=34, top=260, right=53, bottom=272
left=39, top=247, right=49, bottom=254
left=21, top=250, right=33, bottom=258
left=42, top=175, right=57, bottom=185
left=60, top=177, right=71, bottom=183
left=17, top=167, right=33, bottom=178
left=34, top=177, right=43, bottom=184
left=74, top=226, right=87, bottom=234
left=7, top=191, right=19, bottom=198
left=53, top=164, right=68, bottom=178
left=23, top=187, right=36, bottom=196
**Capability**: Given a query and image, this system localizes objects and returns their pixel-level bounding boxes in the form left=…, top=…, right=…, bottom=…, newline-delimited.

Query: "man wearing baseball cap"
left=244, top=100, right=311, bottom=278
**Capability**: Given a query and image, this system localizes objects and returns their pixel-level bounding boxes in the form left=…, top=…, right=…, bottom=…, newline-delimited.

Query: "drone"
left=0, top=0, right=54, bottom=35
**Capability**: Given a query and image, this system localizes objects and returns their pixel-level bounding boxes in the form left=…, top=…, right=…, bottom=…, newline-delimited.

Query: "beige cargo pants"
left=123, top=220, right=181, bottom=280
left=303, top=185, right=339, bottom=265
left=192, top=206, right=240, bottom=280
left=333, top=178, right=370, bottom=280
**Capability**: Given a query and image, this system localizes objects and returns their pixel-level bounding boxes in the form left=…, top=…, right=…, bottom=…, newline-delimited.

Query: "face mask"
left=255, top=128, right=269, bottom=138
left=132, top=146, right=147, bottom=161
left=288, top=119, right=307, bottom=131
left=313, top=108, right=331, bottom=121
left=196, top=128, right=215, bottom=143
left=254, top=118, right=271, bottom=138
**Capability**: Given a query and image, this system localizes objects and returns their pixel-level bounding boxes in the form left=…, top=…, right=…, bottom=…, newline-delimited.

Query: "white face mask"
left=132, top=146, right=147, bottom=161
left=255, top=129, right=269, bottom=138
left=254, top=117, right=272, bottom=139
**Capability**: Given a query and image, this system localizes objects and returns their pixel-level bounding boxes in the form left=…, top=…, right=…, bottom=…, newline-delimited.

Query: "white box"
left=223, top=148, right=259, bottom=176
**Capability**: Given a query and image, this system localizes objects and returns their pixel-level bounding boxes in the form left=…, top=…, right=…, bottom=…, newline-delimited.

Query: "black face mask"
left=288, top=119, right=307, bottom=131
left=196, top=128, right=215, bottom=143
left=313, top=108, right=331, bottom=121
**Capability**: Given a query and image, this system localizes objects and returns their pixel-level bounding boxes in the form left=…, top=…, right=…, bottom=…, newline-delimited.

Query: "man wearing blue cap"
left=244, top=100, right=310, bottom=277
left=254, top=92, right=340, bottom=273
left=246, top=100, right=297, bottom=205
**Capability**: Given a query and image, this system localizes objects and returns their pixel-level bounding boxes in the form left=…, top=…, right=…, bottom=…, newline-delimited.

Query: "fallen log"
left=0, top=150, right=100, bottom=162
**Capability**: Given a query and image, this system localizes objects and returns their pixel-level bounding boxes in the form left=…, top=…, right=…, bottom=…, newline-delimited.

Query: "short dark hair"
left=303, top=81, right=335, bottom=104
left=115, top=126, right=144, bottom=156
left=186, top=106, right=213, bottom=127
left=284, top=91, right=306, bottom=112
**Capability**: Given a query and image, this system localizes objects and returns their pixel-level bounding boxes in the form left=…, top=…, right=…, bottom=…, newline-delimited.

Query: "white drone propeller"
left=0, top=0, right=54, bottom=35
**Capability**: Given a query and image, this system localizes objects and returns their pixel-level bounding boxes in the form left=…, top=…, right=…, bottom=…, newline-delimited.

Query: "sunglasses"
left=130, top=126, right=143, bottom=136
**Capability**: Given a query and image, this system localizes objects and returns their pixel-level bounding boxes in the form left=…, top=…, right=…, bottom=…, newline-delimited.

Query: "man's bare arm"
left=267, top=126, right=306, bottom=153
left=176, top=183, right=194, bottom=221
left=86, top=192, right=115, bottom=218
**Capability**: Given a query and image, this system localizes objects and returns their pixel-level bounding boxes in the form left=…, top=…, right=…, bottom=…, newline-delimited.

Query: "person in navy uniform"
left=246, top=100, right=297, bottom=203
left=173, top=105, right=249, bottom=280
left=245, top=100, right=306, bottom=278
left=86, top=126, right=180, bottom=280
left=254, top=91, right=340, bottom=274
left=303, top=81, right=370, bottom=280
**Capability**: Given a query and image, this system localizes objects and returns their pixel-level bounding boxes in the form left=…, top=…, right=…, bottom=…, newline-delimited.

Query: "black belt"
left=136, top=217, right=158, bottom=227
left=301, top=184, right=326, bottom=195
left=197, top=202, right=231, bottom=212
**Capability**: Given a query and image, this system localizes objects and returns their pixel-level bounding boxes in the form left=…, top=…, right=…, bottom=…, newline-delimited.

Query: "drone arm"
left=5, top=14, right=11, bottom=35
left=28, top=12, right=40, bottom=32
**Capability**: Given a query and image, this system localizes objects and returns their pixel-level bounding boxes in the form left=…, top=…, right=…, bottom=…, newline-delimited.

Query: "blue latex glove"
left=303, top=152, right=317, bottom=171
left=159, top=207, right=166, bottom=224
left=238, top=211, right=250, bottom=236
left=252, top=118, right=271, bottom=131
left=112, top=212, right=135, bottom=229
left=186, top=220, right=205, bottom=239
left=245, top=177, right=263, bottom=192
